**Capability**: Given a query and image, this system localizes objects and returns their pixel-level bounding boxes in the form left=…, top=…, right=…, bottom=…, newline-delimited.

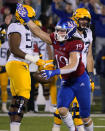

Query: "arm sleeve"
left=50, top=33, right=55, bottom=43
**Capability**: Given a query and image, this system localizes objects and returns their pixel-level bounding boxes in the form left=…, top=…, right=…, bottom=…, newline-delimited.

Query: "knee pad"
left=8, top=96, right=28, bottom=122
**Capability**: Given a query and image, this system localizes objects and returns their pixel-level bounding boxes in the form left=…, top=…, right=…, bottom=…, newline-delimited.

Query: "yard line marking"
left=99, top=118, right=105, bottom=120
left=0, top=130, right=8, bottom=131
left=94, top=126, right=105, bottom=128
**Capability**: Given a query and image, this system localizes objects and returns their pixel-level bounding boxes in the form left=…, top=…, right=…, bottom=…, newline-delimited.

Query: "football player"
left=52, top=8, right=95, bottom=131
left=0, top=28, right=9, bottom=113
left=16, top=4, right=94, bottom=131
left=31, top=20, right=57, bottom=112
left=6, top=5, right=41, bottom=131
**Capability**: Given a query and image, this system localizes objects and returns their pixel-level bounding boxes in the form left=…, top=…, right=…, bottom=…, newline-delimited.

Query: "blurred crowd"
left=0, top=0, right=105, bottom=113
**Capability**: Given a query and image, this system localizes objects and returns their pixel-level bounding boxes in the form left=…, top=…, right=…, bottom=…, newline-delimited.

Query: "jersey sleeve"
left=50, top=33, right=55, bottom=43
left=69, top=39, right=84, bottom=52
left=7, top=23, right=22, bottom=36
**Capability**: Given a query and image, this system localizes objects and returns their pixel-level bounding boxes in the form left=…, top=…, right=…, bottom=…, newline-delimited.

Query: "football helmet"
left=55, top=18, right=77, bottom=42
left=72, top=8, right=91, bottom=29
left=16, top=5, right=36, bottom=24
left=0, top=29, right=6, bottom=44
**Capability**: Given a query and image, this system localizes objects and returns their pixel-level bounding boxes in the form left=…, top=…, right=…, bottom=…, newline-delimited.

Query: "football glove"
left=88, top=72, right=95, bottom=92
left=90, top=79, right=95, bottom=92
left=36, top=59, right=54, bottom=71
left=36, top=59, right=46, bottom=66
left=17, top=3, right=30, bottom=23
left=41, top=69, right=60, bottom=80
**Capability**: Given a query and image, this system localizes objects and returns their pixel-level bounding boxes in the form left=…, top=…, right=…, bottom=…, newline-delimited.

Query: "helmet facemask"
left=77, top=17, right=90, bottom=31
left=55, top=28, right=75, bottom=42
left=55, top=19, right=77, bottom=42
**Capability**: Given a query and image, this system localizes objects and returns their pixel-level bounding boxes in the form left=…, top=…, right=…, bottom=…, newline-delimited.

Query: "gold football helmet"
left=0, top=29, right=6, bottom=46
left=16, top=5, right=36, bottom=24
left=72, top=8, right=91, bottom=27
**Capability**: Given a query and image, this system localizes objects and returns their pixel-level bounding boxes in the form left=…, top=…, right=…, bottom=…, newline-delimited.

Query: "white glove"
left=25, top=54, right=40, bottom=64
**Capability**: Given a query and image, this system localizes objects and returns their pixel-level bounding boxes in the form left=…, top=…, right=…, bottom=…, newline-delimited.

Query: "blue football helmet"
left=55, top=18, right=77, bottom=42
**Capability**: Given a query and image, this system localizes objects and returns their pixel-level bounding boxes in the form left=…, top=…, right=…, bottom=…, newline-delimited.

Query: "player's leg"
left=9, top=96, right=28, bottom=131
left=6, top=61, right=31, bottom=131
left=71, top=97, right=84, bottom=131
left=76, top=72, right=93, bottom=131
left=42, top=83, right=50, bottom=112
left=27, top=72, right=36, bottom=112
left=0, top=71, right=8, bottom=112
left=50, top=76, right=57, bottom=112
left=52, top=108, right=62, bottom=131
left=57, top=81, right=75, bottom=131
left=34, top=82, right=39, bottom=112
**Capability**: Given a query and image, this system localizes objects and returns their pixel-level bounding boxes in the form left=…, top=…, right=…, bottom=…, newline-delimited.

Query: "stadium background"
left=0, top=0, right=105, bottom=131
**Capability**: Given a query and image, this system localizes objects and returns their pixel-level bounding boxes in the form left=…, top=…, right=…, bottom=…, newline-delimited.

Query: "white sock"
left=76, top=125, right=85, bottom=131
left=85, top=122, right=93, bottom=131
left=10, top=122, right=21, bottom=131
left=61, top=112, right=75, bottom=131
left=52, top=124, right=60, bottom=131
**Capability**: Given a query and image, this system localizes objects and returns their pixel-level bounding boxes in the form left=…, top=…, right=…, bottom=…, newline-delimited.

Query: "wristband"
left=25, top=54, right=39, bottom=63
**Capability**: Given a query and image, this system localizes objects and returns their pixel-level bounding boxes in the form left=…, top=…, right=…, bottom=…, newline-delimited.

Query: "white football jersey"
left=7, top=23, right=33, bottom=64
left=0, top=40, right=9, bottom=66
left=74, top=29, right=93, bottom=68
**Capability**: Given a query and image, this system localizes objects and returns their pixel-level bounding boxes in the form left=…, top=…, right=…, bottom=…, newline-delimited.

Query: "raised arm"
left=27, top=20, right=52, bottom=44
left=16, top=3, right=52, bottom=45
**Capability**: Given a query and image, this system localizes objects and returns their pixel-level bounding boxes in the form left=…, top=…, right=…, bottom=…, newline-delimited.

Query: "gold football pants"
left=6, top=61, right=31, bottom=99
left=0, top=72, right=8, bottom=102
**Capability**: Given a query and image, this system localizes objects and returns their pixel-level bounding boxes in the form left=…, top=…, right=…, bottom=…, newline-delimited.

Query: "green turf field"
left=0, top=115, right=105, bottom=131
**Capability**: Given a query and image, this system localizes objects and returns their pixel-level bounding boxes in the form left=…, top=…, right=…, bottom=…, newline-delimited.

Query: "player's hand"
left=36, top=59, right=46, bottom=66
left=41, top=69, right=60, bottom=79
left=16, top=3, right=30, bottom=23
left=36, top=59, right=54, bottom=70
left=88, top=72, right=95, bottom=92
left=43, top=60, right=54, bottom=70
